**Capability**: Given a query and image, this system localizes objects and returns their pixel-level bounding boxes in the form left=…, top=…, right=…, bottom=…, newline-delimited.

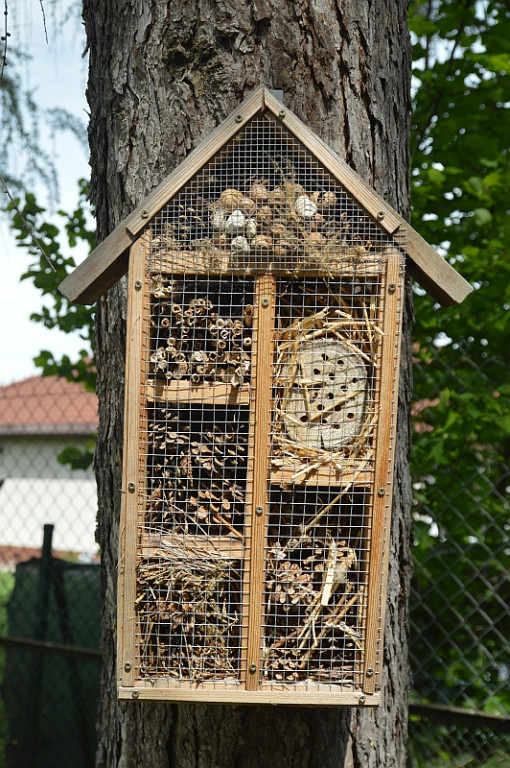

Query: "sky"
left=0, top=1, right=89, bottom=386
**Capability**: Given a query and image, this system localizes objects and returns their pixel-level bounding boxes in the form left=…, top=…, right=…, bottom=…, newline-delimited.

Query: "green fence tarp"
left=2, top=556, right=101, bottom=768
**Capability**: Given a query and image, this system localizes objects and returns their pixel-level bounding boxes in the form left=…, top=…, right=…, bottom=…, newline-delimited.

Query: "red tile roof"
left=0, top=375, right=98, bottom=435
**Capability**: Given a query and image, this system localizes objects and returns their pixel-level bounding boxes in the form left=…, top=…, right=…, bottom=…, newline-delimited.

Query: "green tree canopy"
left=409, top=0, right=510, bottom=720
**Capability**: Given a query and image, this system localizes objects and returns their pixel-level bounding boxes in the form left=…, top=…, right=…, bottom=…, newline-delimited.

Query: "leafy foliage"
left=5, top=178, right=96, bottom=470
left=409, top=0, right=510, bottom=722
left=6, top=178, right=96, bottom=391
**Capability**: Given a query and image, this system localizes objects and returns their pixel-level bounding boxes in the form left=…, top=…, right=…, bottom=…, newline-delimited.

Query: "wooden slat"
left=269, top=460, right=372, bottom=487
left=241, top=275, right=275, bottom=690
left=150, top=251, right=384, bottom=279
left=145, top=380, right=250, bottom=406
left=139, top=531, right=244, bottom=561
left=59, top=240, right=131, bottom=306
left=118, top=683, right=378, bottom=707
left=362, top=250, right=404, bottom=695
left=405, top=227, right=472, bottom=306
left=117, top=239, right=148, bottom=691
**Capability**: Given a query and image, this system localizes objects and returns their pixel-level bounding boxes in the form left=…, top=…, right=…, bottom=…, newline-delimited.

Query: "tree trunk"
left=86, top=1, right=413, bottom=766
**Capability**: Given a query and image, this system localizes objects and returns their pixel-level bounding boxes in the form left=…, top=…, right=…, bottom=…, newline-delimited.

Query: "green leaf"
left=426, top=168, right=445, bottom=184
left=498, top=415, right=510, bottom=435
left=465, top=176, right=485, bottom=198
left=483, top=171, right=503, bottom=189
left=58, top=444, right=95, bottom=471
left=473, top=207, right=493, bottom=227
left=409, top=15, right=438, bottom=38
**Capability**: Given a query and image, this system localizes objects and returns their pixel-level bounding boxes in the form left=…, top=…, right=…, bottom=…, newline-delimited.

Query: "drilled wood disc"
left=282, top=340, right=367, bottom=450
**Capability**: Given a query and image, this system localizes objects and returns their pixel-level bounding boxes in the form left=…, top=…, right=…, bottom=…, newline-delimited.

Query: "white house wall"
left=1, top=436, right=93, bottom=479
left=0, top=435, right=97, bottom=559
left=0, top=478, right=97, bottom=555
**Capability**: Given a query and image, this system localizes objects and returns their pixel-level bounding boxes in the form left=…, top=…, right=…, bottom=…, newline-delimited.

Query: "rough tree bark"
left=85, top=1, right=413, bottom=766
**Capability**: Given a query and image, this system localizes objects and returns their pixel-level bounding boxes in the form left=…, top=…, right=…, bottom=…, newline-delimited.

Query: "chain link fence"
left=0, top=339, right=508, bottom=766
left=408, top=340, right=510, bottom=766
left=0, top=374, right=100, bottom=768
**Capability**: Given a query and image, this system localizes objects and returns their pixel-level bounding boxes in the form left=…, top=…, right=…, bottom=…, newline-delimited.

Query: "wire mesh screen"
left=261, top=275, right=384, bottom=688
left=139, top=274, right=254, bottom=684
left=0, top=375, right=100, bottom=768
left=408, top=339, right=510, bottom=766
left=118, top=112, right=405, bottom=702
left=147, top=114, right=393, bottom=275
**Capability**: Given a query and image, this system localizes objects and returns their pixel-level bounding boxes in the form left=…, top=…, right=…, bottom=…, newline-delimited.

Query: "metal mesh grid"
left=136, top=273, right=254, bottom=685
left=124, top=113, right=404, bottom=696
left=147, top=113, right=392, bottom=275
left=408, top=342, right=510, bottom=763
left=261, top=274, right=385, bottom=689
left=0, top=376, right=100, bottom=766
left=262, top=486, right=369, bottom=687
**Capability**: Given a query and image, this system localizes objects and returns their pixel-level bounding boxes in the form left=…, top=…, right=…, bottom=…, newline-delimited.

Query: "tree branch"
left=0, top=172, right=56, bottom=272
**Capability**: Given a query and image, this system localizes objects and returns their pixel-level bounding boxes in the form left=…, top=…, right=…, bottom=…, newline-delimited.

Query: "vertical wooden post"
left=242, top=274, right=275, bottom=689
left=363, top=250, right=404, bottom=694
left=117, top=237, right=149, bottom=691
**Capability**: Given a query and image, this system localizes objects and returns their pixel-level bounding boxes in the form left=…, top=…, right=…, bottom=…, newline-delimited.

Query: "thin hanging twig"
left=0, top=173, right=57, bottom=272
left=0, top=0, right=9, bottom=84
left=39, top=0, right=49, bottom=45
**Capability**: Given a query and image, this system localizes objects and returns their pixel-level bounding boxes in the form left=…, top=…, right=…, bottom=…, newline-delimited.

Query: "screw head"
left=261, top=297, right=269, bottom=308
left=134, top=280, right=142, bottom=291
left=255, top=505, right=263, bottom=516
left=235, top=114, right=243, bottom=123
left=141, top=209, right=149, bottom=219
left=131, top=690, right=139, bottom=699
left=359, top=695, right=366, bottom=705
left=128, top=482, right=136, bottom=493
left=124, top=662, right=132, bottom=672
left=378, top=487, right=386, bottom=497
left=278, top=109, right=286, bottom=119
left=366, top=667, right=374, bottom=678
left=249, top=663, right=257, bottom=675
left=388, top=283, right=396, bottom=294
left=377, top=210, right=385, bottom=220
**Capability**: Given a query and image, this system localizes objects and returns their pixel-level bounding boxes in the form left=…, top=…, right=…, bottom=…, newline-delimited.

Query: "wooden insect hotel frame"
left=60, top=87, right=471, bottom=706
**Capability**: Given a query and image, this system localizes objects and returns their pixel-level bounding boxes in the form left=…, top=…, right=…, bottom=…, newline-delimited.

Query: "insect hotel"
left=60, top=87, right=470, bottom=706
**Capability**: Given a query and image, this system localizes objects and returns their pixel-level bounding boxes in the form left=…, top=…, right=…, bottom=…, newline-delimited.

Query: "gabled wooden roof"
left=59, top=86, right=471, bottom=307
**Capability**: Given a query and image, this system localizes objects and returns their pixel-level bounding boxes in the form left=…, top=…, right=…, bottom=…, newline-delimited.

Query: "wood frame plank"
left=405, top=227, right=472, bottom=306
left=118, top=684, right=379, bottom=706
left=269, top=461, right=372, bottom=487
left=241, top=274, right=276, bottom=690
left=149, top=251, right=385, bottom=280
left=117, top=237, right=149, bottom=691
left=145, top=380, right=250, bottom=406
left=139, top=532, right=245, bottom=561
left=362, top=249, right=404, bottom=694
